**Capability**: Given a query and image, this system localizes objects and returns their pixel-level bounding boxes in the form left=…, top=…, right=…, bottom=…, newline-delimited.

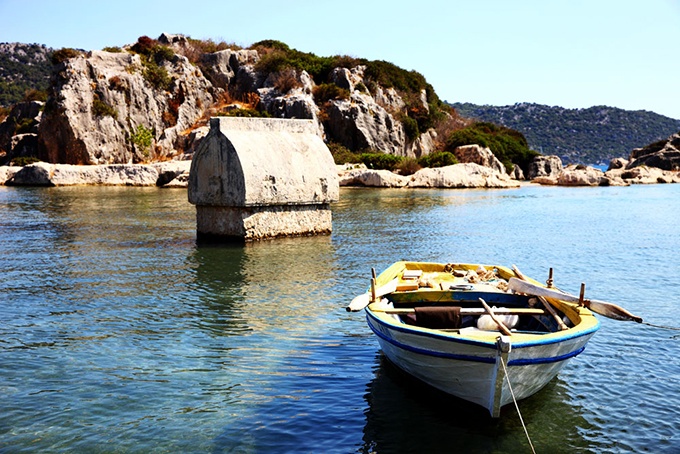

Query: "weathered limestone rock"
left=38, top=49, right=214, bottom=164
left=326, top=91, right=406, bottom=155
left=406, top=163, right=520, bottom=188
left=532, top=176, right=558, bottom=185
left=528, top=155, right=563, bottom=180
left=607, top=157, right=629, bottom=170
left=557, top=165, right=606, bottom=186
left=0, top=101, right=43, bottom=163
left=258, top=70, right=325, bottom=138
left=406, top=129, right=437, bottom=159
left=188, top=117, right=339, bottom=241
left=199, top=48, right=259, bottom=90
left=454, top=144, right=506, bottom=174
left=627, top=133, right=680, bottom=171
left=609, top=166, right=680, bottom=184
left=153, top=161, right=192, bottom=186
left=338, top=168, right=409, bottom=187
left=0, top=166, right=21, bottom=185
left=7, top=162, right=160, bottom=186
left=511, top=164, right=525, bottom=180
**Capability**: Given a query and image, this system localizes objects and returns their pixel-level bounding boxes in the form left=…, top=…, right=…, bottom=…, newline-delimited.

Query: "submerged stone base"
left=196, top=204, right=333, bottom=242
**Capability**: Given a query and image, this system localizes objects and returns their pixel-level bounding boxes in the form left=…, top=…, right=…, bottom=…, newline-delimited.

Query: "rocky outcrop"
left=323, top=65, right=435, bottom=158
left=607, top=166, right=680, bottom=184
left=453, top=144, right=505, bottom=174
left=339, top=168, right=409, bottom=187
left=325, top=91, right=406, bottom=155
left=407, top=163, right=520, bottom=189
left=37, top=49, right=215, bottom=164
left=337, top=163, right=519, bottom=188
left=0, top=101, right=43, bottom=164
left=557, top=165, right=628, bottom=186
left=0, top=165, right=20, bottom=184
left=626, top=133, right=680, bottom=171
left=11, top=36, right=445, bottom=167
left=2, top=161, right=190, bottom=186
left=607, top=157, right=628, bottom=170
left=528, top=155, right=563, bottom=180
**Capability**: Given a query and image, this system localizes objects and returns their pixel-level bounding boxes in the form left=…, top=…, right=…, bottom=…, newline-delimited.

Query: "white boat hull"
left=366, top=310, right=596, bottom=416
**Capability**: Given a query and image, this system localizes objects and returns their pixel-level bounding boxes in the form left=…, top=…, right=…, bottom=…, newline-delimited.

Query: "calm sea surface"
left=1, top=184, right=679, bottom=453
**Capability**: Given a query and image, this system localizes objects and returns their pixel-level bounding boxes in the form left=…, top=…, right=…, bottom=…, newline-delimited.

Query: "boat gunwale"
left=365, top=305, right=600, bottom=349
left=366, top=312, right=593, bottom=365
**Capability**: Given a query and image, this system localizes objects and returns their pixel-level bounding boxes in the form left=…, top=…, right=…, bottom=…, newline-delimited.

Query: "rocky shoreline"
left=2, top=158, right=678, bottom=188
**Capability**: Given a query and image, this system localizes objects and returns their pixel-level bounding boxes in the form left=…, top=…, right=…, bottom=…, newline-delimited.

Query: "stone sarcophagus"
left=188, top=117, right=339, bottom=241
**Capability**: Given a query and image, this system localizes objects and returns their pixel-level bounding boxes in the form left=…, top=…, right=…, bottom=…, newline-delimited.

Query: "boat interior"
left=376, top=263, right=578, bottom=335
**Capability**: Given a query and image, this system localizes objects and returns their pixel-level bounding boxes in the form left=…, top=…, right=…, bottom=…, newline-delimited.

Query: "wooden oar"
left=370, top=307, right=548, bottom=315
left=479, top=298, right=513, bottom=336
left=507, top=277, right=643, bottom=323
left=347, top=278, right=399, bottom=312
left=512, top=265, right=568, bottom=331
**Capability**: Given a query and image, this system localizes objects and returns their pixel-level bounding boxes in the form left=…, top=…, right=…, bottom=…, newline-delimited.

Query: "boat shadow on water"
left=361, top=354, right=603, bottom=453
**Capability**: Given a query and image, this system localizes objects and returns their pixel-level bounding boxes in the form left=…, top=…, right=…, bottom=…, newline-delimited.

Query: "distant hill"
left=450, top=102, right=680, bottom=165
left=0, top=43, right=53, bottom=107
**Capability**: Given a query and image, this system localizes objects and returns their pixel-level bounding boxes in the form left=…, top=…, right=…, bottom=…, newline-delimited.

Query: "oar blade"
left=587, top=300, right=643, bottom=323
left=347, top=293, right=370, bottom=312
left=507, top=277, right=643, bottom=323
left=346, top=278, right=399, bottom=312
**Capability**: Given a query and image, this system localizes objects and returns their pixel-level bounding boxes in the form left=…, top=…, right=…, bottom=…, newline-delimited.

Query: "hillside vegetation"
left=452, top=102, right=680, bottom=164
left=0, top=43, right=53, bottom=107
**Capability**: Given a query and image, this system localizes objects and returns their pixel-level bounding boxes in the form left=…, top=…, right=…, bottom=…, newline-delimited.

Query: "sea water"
left=1, top=184, right=678, bottom=453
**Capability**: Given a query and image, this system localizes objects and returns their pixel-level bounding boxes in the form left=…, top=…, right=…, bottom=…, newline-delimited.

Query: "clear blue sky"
left=2, top=0, right=679, bottom=119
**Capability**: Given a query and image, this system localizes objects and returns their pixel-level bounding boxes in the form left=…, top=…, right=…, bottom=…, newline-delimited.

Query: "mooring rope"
left=500, top=360, right=536, bottom=454
left=642, top=321, right=680, bottom=331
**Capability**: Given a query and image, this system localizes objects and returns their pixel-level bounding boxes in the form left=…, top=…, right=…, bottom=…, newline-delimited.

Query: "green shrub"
left=218, top=107, right=271, bottom=118
left=418, top=151, right=458, bottom=168
left=396, top=157, right=421, bottom=175
left=362, top=60, right=427, bottom=93
left=51, top=48, right=81, bottom=64
left=22, top=89, right=48, bottom=102
left=130, top=124, right=154, bottom=156
left=445, top=121, right=538, bottom=172
left=143, top=63, right=171, bottom=90
left=92, top=95, right=117, bottom=118
left=11, top=156, right=40, bottom=166
left=250, top=41, right=344, bottom=84
left=328, top=142, right=361, bottom=165
left=270, top=69, right=302, bottom=93
left=313, top=83, right=349, bottom=104
left=355, top=82, right=368, bottom=93
left=102, top=46, right=123, bottom=53
left=401, top=115, right=420, bottom=141
left=359, top=151, right=403, bottom=171
left=187, top=37, right=240, bottom=54
left=14, top=118, right=35, bottom=134
left=129, top=36, right=174, bottom=90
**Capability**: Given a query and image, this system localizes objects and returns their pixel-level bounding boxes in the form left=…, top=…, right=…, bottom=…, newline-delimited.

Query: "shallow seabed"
left=1, top=184, right=678, bottom=453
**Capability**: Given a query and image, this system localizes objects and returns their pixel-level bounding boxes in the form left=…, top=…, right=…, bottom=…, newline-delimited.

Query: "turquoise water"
left=0, top=184, right=678, bottom=453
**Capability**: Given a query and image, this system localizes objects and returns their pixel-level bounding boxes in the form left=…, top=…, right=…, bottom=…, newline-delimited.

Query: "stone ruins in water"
left=188, top=117, right=339, bottom=242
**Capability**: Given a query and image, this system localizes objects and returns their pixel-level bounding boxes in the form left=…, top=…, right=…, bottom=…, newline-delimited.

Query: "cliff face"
left=37, top=49, right=215, bottom=164
left=6, top=35, right=440, bottom=165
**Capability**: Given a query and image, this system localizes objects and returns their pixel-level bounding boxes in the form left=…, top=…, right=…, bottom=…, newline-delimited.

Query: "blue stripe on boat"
left=366, top=312, right=591, bottom=366
left=366, top=310, right=599, bottom=349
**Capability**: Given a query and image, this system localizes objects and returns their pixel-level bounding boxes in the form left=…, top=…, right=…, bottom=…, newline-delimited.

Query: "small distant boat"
left=348, top=261, right=601, bottom=417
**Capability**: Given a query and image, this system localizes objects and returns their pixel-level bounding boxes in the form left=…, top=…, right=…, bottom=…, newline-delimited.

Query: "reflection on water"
left=361, top=354, right=604, bottom=453
left=1, top=184, right=679, bottom=452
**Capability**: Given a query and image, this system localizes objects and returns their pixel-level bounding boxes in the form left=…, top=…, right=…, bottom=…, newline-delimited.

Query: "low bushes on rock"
left=418, top=151, right=458, bottom=168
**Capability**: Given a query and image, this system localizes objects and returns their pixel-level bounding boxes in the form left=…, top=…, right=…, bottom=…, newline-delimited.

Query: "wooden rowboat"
left=349, top=261, right=601, bottom=417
